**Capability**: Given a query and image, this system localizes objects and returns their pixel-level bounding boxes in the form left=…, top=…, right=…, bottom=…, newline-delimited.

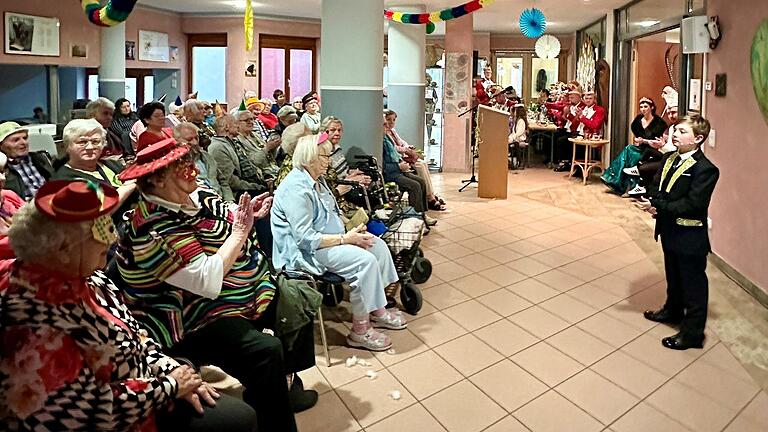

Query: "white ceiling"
left=138, top=0, right=634, bottom=33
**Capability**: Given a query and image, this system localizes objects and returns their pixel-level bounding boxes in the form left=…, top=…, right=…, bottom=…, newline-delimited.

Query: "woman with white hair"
left=271, top=133, right=406, bottom=352
left=52, top=119, right=135, bottom=201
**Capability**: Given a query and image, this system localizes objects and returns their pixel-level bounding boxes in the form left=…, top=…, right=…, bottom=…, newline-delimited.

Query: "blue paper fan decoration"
left=519, top=8, right=546, bottom=38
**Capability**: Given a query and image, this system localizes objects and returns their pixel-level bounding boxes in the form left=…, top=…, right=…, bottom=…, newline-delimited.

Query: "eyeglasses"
left=73, top=138, right=103, bottom=148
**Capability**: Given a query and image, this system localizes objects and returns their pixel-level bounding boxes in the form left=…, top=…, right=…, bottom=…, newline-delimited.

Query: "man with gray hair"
left=0, top=121, right=53, bottom=200
left=173, top=122, right=223, bottom=197
left=86, top=97, right=134, bottom=161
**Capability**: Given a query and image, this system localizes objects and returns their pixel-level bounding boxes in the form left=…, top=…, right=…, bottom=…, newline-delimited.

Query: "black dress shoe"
left=289, top=375, right=318, bottom=413
left=643, top=308, right=683, bottom=324
left=661, top=333, right=704, bottom=350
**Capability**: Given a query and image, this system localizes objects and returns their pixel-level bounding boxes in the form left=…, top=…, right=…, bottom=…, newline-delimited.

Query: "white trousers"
left=413, top=161, right=434, bottom=198
left=314, top=236, right=399, bottom=317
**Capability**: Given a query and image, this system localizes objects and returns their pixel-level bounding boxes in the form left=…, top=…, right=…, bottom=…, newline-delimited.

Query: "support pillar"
left=443, top=14, right=473, bottom=172
left=320, top=0, right=384, bottom=160
left=387, top=6, right=426, bottom=151
left=99, top=23, right=126, bottom=101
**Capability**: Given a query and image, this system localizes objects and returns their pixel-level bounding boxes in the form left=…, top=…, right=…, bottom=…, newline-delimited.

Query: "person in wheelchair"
left=271, top=133, right=407, bottom=352
left=115, top=138, right=317, bottom=432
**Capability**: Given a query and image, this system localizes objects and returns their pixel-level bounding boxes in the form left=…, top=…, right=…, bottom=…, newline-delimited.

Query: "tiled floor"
left=295, top=168, right=768, bottom=432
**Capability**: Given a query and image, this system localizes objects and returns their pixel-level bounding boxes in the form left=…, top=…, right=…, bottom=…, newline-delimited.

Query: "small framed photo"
left=70, top=43, right=88, bottom=58
left=125, top=41, right=136, bottom=60
left=170, top=46, right=179, bottom=62
left=4, top=12, right=60, bottom=56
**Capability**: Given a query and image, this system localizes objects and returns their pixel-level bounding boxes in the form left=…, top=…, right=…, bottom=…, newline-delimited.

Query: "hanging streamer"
left=81, top=0, right=138, bottom=27
left=245, top=0, right=254, bottom=51
left=519, top=8, right=547, bottom=38
left=384, top=0, right=495, bottom=25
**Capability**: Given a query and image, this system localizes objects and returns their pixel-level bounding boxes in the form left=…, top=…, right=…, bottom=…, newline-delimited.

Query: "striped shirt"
left=118, top=189, right=275, bottom=347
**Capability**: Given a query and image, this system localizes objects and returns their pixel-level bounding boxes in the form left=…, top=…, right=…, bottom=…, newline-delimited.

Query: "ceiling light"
left=638, top=20, right=660, bottom=28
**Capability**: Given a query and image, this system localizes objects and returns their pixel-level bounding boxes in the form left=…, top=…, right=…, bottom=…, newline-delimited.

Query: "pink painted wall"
left=182, top=16, right=320, bottom=109
left=705, top=0, right=768, bottom=293
left=443, top=14, right=474, bottom=173
left=0, top=1, right=101, bottom=67
left=125, top=9, right=186, bottom=67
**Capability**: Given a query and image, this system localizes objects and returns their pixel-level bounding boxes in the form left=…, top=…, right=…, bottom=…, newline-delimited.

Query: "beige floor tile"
left=415, top=272, right=446, bottom=289
left=621, top=333, right=702, bottom=377
left=422, top=380, right=506, bottom=432
left=337, top=370, right=417, bottom=428
left=505, top=278, right=561, bottom=304
left=421, top=234, right=453, bottom=249
left=556, top=369, right=639, bottom=425
left=422, top=283, right=471, bottom=309
left=546, top=326, right=615, bottom=366
left=317, top=346, right=386, bottom=388
left=479, top=245, right=524, bottom=263
left=590, top=350, right=669, bottom=398
left=602, top=291, right=665, bottom=332
left=539, top=293, right=599, bottom=324
left=401, top=298, right=440, bottom=322
left=388, top=351, right=463, bottom=400
left=576, top=312, right=644, bottom=347
left=480, top=231, right=520, bottom=246
left=567, top=283, right=624, bottom=310
left=534, top=268, right=585, bottom=291
left=478, top=265, right=528, bottom=288
left=365, top=404, right=447, bottom=432
left=611, top=402, right=694, bottom=432
left=646, top=379, right=739, bottom=432
left=449, top=273, right=503, bottom=297
left=511, top=342, right=584, bottom=386
left=474, top=319, right=540, bottom=356
left=732, top=391, right=768, bottom=429
left=461, top=236, right=500, bottom=253
left=434, top=333, right=504, bottom=376
left=505, top=239, right=547, bottom=256
left=455, top=252, right=501, bottom=273
left=462, top=222, right=498, bottom=236
left=469, top=359, right=548, bottom=412
left=476, top=288, right=533, bottom=317
left=699, top=343, right=760, bottom=384
left=434, top=243, right=474, bottom=261
left=558, top=260, right=610, bottom=282
left=439, top=228, right=476, bottom=242
left=372, top=329, right=429, bottom=367
left=431, top=261, right=474, bottom=282
left=408, top=311, right=468, bottom=348
left=299, top=365, right=333, bottom=395
left=513, top=391, right=603, bottom=432
left=296, top=390, right=362, bottom=432
left=506, top=256, right=553, bottom=277
left=483, top=415, right=530, bottom=432
left=675, top=360, right=760, bottom=411
left=423, top=250, right=450, bottom=266
left=442, top=299, right=503, bottom=331
left=529, top=249, right=575, bottom=268
left=590, top=272, right=652, bottom=300
left=508, top=306, right=571, bottom=339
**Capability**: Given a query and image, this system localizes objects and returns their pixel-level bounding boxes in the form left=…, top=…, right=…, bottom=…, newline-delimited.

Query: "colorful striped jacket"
left=117, top=189, right=275, bottom=348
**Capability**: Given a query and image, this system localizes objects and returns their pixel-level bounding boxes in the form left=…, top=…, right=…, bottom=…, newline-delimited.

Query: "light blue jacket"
left=271, top=167, right=345, bottom=275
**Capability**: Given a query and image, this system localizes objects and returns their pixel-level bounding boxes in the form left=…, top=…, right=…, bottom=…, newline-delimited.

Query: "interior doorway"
left=495, top=56, right=523, bottom=96
left=259, top=35, right=316, bottom=101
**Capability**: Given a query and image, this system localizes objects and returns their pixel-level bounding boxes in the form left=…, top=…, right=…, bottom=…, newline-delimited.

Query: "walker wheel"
left=400, top=283, right=423, bottom=315
left=411, top=257, right=432, bottom=284
left=417, top=247, right=425, bottom=257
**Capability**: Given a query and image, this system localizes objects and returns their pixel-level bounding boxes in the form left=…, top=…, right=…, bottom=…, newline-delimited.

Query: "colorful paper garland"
left=384, top=0, right=495, bottom=25
left=519, top=8, right=547, bottom=38
left=81, top=0, right=138, bottom=27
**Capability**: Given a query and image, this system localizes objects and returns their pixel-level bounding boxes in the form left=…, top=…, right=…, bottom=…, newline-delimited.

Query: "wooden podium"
left=476, top=105, right=509, bottom=199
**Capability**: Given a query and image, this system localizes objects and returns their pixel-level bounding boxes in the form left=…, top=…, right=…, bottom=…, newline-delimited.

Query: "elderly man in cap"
left=275, top=105, right=299, bottom=136
left=0, top=122, right=53, bottom=201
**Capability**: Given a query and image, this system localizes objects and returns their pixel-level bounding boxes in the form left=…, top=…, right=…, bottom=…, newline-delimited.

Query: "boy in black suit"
left=635, top=114, right=719, bottom=350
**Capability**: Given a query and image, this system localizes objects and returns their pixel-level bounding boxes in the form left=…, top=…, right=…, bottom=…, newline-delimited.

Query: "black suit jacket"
left=649, top=150, right=719, bottom=255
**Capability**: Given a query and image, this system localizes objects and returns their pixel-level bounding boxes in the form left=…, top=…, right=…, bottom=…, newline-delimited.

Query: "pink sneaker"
left=347, top=328, right=392, bottom=352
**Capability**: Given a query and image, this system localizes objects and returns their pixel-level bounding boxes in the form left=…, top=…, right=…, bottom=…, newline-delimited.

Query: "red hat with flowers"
left=35, top=180, right=120, bottom=222
left=118, top=137, right=190, bottom=181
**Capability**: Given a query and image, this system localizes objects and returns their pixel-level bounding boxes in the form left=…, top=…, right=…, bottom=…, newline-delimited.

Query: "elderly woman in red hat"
left=115, top=138, right=317, bottom=432
left=0, top=180, right=258, bottom=431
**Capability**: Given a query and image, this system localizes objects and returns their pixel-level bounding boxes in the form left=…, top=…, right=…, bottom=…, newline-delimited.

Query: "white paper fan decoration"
left=535, top=35, right=561, bottom=59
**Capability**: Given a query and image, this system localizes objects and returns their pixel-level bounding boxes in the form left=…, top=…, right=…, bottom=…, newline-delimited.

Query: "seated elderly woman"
left=235, top=109, right=280, bottom=180
left=137, top=101, right=173, bottom=152
left=272, top=133, right=406, bottom=352
left=173, top=121, right=222, bottom=196
left=275, top=122, right=310, bottom=186
left=115, top=139, right=317, bottom=431
left=1, top=180, right=257, bottom=431
left=209, top=114, right=269, bottom=202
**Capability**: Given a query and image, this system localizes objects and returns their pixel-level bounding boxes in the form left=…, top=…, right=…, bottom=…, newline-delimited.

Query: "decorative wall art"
left=138, top=30, right=169, bottom=62
left=125, top=40, right=136, bottom=60
left=4, top=12, right=60, bottom=56
left=751, top=19, right=768, bottom=125
left=444, top=52, right=471, bottom=114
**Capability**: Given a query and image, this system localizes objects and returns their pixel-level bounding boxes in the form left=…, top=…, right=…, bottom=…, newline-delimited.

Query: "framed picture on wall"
left=126, top=41, right=136, bottom=60
left=4, top=12, right=60, bottom=56
left=170, top=46, right=179, bottom=62
left=138, top=30, right=169, bottom=62
left=70, top=43, right=88, bottom=59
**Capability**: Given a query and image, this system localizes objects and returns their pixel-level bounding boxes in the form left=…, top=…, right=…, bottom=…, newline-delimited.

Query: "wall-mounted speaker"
left=682, top=16, right=711, bottom=54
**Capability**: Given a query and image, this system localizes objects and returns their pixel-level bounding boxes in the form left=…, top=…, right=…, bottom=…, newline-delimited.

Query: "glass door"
left=259, top=36, right=316, bottom=101
left=495, top=55, right=523, bottom=96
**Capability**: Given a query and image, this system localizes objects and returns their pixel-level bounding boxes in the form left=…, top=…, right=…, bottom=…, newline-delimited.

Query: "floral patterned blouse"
left=0, top=263, right=180, bottom=431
